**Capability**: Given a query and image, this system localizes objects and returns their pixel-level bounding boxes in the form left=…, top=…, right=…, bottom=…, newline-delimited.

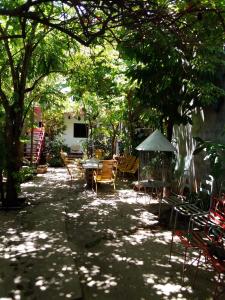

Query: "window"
left=73, top=123, right=88, bottom=138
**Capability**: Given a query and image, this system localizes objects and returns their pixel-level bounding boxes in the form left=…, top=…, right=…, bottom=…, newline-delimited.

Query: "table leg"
left=85, top=169, right=94, bottom=188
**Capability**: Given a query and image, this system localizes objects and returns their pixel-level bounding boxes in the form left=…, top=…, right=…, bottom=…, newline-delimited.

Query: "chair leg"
left=158, top=196, right=162, bottom=218
left=169, top=211, right=178, bottom=262
left=187, top=217, right=192, bottom=233
left=192, top=250, right=202, bottom=288
left=169, top=207, right=174, bottom=227
left=182, top=246, right=188, bottom=282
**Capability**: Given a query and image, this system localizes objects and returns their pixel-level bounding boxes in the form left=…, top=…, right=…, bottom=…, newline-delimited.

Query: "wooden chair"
left=95, top=149, right=104, bottom=159
left=60, top=151, right=74, bottom=165
left=60, top=151, right=78, bottom=180
left=125, top=158, right=139, bottom=176
left=117, top=155, right=133, bottom=171
left=70, top=143, right=83, bottom=159
left=93, top=160, right=117, bottom=194
left=118, top=156, right=137, bottom=177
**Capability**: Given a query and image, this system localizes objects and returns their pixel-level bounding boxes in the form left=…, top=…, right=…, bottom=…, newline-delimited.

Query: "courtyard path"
left=0, top=168, right=214, bottom=299
left=65, top=169, right=213, bottom=300
left=0, top=168, right=81, bottom=300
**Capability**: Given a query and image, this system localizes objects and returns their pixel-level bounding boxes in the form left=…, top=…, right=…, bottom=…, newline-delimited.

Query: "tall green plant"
left=193, top=137, right=225, bottom=194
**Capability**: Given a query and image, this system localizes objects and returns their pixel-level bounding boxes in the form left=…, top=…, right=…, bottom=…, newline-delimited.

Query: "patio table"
left=134, top=179, right=168, bottom=214
left=81, top=159, right=103, bottom=188
left=135, top=179, right=166, bottom=193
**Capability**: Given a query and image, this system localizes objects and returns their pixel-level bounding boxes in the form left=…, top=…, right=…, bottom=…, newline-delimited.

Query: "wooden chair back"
left=60, top=151, right=77, bottom=180
left=94, top=160, right=117, bottom=194
left=118, top=155, right=136, bottom=172
left=95, top=149, right=104, bottom=159
left=96, top=160, right=117, bottom=180
left=127, top=158, right=139, bottom=174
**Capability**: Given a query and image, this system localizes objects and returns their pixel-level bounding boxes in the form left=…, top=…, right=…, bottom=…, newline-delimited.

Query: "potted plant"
left=142, top=155, right=163, bottom=180
left=37, top=164, right=48, bottom=174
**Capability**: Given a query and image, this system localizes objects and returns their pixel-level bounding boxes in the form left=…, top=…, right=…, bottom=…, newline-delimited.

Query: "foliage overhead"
left=1, top=1, right=225, bottom=46
left=66, top=45, right=127, bottom=155
left=118, top=8, right=225, bottom=138
left=1, top=0, right=225, bottom=205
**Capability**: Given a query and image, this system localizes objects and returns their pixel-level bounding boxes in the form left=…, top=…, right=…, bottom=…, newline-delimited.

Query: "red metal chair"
left=170, top=208, right=225, bottom=297
left=169, top=178, right=216, bottom=263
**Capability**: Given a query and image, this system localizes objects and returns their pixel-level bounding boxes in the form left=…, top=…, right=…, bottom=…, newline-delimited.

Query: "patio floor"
left=0, top=167, right=218, bottom=299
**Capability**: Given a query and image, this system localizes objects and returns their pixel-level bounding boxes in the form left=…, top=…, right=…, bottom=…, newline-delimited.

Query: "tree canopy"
left=1, top=1, right=225, bottom=45
left=1, top=0, right=225, bottom=206
left=118, top=4, right=225, bottom=140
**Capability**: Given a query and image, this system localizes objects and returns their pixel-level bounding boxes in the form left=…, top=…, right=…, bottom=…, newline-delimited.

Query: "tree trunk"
left=111, top=126, right=117, bottom=157
left=164, top=118, right=175, bottom=195
left=0, top=21, right=35, bottom=208
left=88, top=119, right=94, bottom=158
left=126, top=90, right=136, bottom=154
left=3, top=111, right=23, bottom=207
left=166, top=119, right=174, bottom=142
left=0, top=169, right=4, bottom=201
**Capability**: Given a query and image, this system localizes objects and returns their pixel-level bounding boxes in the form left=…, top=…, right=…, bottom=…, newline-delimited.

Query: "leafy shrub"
left=46, top=138, right=69, bottom=167
left=19, top=166, right=36, bottom=183
left=193, top=137, right=225, bottom=194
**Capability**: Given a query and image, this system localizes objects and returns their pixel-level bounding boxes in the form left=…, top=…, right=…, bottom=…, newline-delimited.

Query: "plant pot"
left=37, top=165, right=48, bottom=174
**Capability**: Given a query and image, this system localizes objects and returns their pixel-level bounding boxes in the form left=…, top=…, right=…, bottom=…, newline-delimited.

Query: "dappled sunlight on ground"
left=0, top=168, right=81, bottom=299
left=153, top=283, right=184, bottom=298
left=65, top=172, right=215, bottom=299
left=153, top=231, right=174, bottom=245
left=0, top=223, right=79, bottom=299
left=0, top=167, right=216, bottom=299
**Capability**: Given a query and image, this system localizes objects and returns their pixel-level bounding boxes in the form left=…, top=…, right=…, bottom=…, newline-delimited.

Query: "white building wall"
left=62, top=115, right=88, bottom=150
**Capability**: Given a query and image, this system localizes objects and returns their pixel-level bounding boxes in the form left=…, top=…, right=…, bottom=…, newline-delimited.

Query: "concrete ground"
left=0, top=167, right=220, bottom=299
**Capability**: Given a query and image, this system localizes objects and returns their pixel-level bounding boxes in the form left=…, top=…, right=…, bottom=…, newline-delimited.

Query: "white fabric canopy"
left=136, top=129, right=176, bottom=152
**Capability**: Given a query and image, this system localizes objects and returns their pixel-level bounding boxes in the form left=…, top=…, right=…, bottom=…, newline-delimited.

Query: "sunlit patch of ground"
left=0, top=168, right=81, bottom=300
left=65, top=169, right=215, bottom=300
left=0, top=167, right=217, bottom=299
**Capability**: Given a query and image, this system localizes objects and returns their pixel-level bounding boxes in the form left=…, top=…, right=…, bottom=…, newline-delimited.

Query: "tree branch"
left=0, top=9, right=90, bottom=45
left=0, top=1, right=225, bottom=47
left=0, top=1, right=119, bottom=46
left=0, top=25, right=18, bottom=91
left=24, top=70, right=63, bottom=93
left=0, top=80, right=9, bottom=111
left=0, top=34, right=24, bottom=40
left=19, top=23, right=37, bottom=98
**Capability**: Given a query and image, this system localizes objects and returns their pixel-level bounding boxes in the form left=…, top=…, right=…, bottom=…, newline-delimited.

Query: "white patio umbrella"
left=136, top=129, right=176, bottom=181
left=136, top=129, right=176, bottom=152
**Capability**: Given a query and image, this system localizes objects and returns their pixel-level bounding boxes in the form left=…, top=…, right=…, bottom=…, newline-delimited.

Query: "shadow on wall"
left=174, top=101, right=225, bottom=191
